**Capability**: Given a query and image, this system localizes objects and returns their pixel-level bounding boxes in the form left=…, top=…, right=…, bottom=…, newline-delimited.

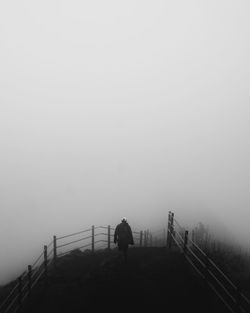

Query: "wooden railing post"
left=28, top=265, right=32, bottom=298
left=107, top=225, right=111, bottom=250
left=184, top=230, right=188, bottom=254
left=171, top=212, right=175, bottom=243
left=144, top=230, right=147, bottom=247
left=18, top=276, right=23, bottom=312
left=150, top=233, right=153, bottom=247
left=168, top=212, right=174, bottom=249
left=53, top=236, right=57, bottom=268
left=92, top=225, right=95, bottom=253
left=171, top=212, right=174, bottom=230
left=167, top=211, right=171, bottom=247
left=140, top=231, right=143, bottom=247
left=44, top=245, right=48, bottom=281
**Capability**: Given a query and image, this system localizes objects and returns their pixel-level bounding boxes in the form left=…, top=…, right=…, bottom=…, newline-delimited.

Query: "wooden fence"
left=167, top=211, right=250, bottom=313
left=0, top=225, right=158, bottom=313
left=2, top=212, right=249, bottom=313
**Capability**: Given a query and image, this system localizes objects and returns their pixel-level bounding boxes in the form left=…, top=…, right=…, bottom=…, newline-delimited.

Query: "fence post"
left=28, top=265, right=32, bottom=298
left=171, top=212, right=174, bottom=229
left=184, top=230, right=188, bottom=254
left=107, top=225, right=111, bottom=250
left=168, top=212, right=174, bottom=249
left=140, top=231, right=143, bottom=247
left=167, top=211, right=171, bottom=247
left=150, top=233, right=153, bottom=247
left=171, top=212, right=175, bottom=241
left=92, top=225, right=95, bottom=253
left=53, top=236, right=57, bottom=269
left=18, top=276, right=22, bottom=312
left=44, top=245, right=48, bottom=282
left=144, top=230, right=147, bottom=247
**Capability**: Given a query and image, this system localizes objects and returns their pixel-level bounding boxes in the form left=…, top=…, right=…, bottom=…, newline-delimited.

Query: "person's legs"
left=123, top=245, right=128, bottom=263
left=118, top=243, right=129, bottom=263
left=117, top=244, right=123, bottom=260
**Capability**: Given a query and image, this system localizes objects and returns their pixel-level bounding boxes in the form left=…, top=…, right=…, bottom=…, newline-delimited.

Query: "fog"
left=1, top=0, right=250, bottom=284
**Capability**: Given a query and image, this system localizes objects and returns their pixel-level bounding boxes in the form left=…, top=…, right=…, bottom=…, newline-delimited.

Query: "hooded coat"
left=114, top=221, right=134, bottom=250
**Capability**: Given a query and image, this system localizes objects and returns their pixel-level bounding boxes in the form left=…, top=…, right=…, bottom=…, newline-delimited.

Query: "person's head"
left=121, top=217, right=127, bottom=223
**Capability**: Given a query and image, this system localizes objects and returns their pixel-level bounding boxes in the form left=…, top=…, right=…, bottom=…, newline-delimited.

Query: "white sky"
left=0, top=0, right=250, bottom=283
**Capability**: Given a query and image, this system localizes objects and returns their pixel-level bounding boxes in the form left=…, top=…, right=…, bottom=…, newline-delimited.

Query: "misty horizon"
left=1, top=0, right=250, bottom=284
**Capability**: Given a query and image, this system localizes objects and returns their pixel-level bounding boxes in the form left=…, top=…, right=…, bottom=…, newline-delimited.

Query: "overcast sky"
left=0, top=0, right=250, bottom=283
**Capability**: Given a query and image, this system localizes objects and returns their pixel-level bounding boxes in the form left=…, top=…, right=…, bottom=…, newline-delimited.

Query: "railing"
left=167, top=211, right=250, bottom=313
left=3, top=213, right=245, bottom=313
left=0, top=225, right=160, bottom=313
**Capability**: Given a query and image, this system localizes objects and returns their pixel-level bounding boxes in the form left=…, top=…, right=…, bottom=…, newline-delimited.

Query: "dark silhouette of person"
left=114, top=217, right=134, bottom=262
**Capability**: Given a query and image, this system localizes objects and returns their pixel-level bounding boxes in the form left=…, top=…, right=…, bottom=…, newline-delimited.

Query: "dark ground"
left=20, top=247, right=232, bottom=313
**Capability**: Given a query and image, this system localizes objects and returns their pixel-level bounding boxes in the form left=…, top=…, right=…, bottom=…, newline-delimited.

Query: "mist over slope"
left=0, top=248, right=231, bottom=313
left=1, top=0, right=250, bottom=283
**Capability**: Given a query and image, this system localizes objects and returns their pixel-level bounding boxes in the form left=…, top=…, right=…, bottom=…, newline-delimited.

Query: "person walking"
left=114, top=217, right=134, bottom=262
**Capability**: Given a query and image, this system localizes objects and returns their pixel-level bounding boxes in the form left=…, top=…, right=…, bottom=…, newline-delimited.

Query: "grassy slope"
left=21, top=247, right=230, bottom=313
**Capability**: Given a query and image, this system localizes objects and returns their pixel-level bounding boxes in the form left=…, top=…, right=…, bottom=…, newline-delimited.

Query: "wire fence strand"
left=172, top=217, right=250, bottom=313
left=57, top=228, right=92, bottom=240
left=1, top=220, right=249, bottom=313
left=0, top=283, right=18, bottom=310
left=57, top=235, right=92, bottom=248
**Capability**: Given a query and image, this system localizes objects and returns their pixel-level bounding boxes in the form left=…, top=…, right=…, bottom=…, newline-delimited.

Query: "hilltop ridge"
left=19, top=247, right=229, bottom=313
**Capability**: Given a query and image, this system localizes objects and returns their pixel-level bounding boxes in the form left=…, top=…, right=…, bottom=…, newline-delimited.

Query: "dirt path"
left=24, top=247, right=230, bottom=313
